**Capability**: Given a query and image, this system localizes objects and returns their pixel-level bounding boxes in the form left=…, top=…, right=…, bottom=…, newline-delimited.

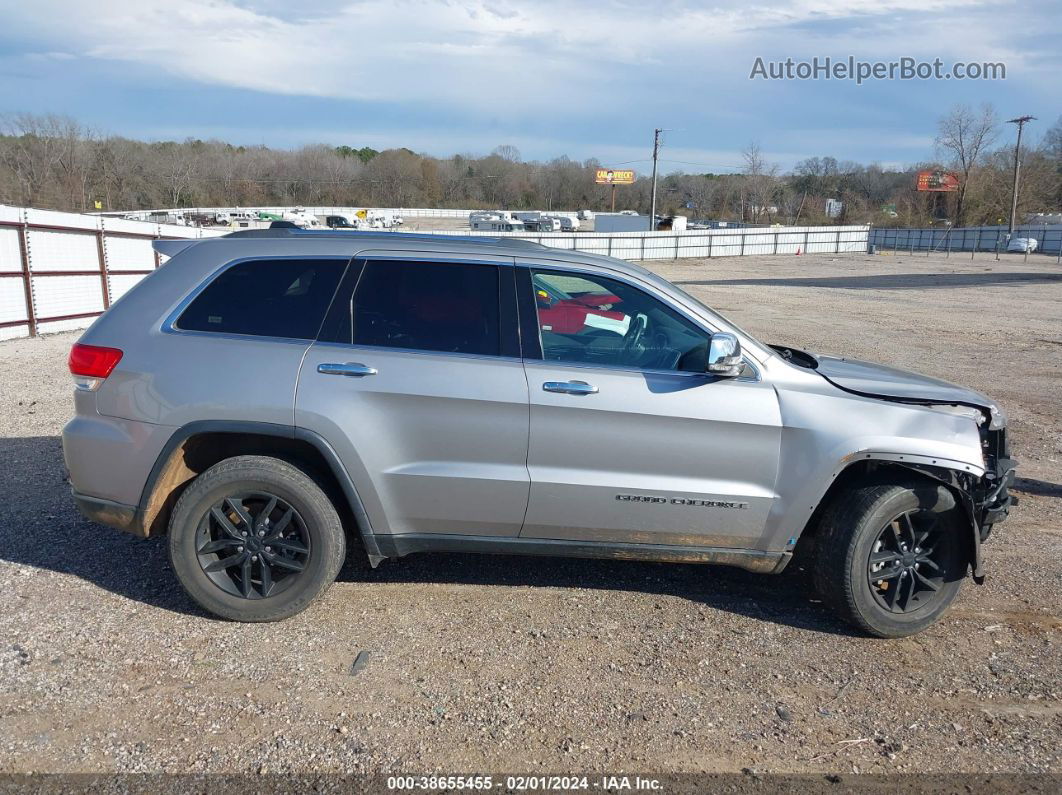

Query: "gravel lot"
left=0, top=251, right=1059, bottom=777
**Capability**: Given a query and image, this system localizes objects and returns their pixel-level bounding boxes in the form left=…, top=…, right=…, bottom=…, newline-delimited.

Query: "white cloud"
left=4, top=0, right=1058, bottom=165
left=8, top=0, right=1047, bottom=117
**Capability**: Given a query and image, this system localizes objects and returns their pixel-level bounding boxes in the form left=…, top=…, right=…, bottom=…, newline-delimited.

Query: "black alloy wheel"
left=866, top=509, right=947, bottom=614
left=195, top=492, right=311, bottom=599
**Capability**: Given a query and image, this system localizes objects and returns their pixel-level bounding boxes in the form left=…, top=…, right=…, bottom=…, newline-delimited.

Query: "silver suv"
left=62, top=229, right=1015, bottom=637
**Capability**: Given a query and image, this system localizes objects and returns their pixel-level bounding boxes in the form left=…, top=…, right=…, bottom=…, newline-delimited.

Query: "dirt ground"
left=0, top=250, right=1059, bottom=778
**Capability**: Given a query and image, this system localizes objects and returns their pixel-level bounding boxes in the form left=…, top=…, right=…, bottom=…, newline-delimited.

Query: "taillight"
left=68, top=343, right=123, bottom=391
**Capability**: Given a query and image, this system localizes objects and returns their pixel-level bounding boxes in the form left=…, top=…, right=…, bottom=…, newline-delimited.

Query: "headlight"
left=924, top=403, right=986, bottom=425
left=987, top=403, right=1007, bottom=430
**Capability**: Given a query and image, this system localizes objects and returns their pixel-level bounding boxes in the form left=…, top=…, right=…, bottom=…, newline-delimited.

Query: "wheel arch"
left=136, top=421, right=384, bottom=566
left=795, top=456, right=983, bottom=581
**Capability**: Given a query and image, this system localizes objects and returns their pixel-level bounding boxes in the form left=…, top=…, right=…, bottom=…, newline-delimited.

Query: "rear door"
left=295, top=252, right=530, bottom=537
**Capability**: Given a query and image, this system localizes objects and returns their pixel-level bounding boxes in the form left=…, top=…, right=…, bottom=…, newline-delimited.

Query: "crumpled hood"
left=813, top=354, right=995, bottom=411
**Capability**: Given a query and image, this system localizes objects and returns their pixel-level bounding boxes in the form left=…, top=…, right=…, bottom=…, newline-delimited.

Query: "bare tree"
left=0, top=113, right=80, bottom=208
left=741, top=142, right=779, bottom=223
left=936, top=103, right=998, bottom=225
left=492, top=144, right=522, bottom=163
left=1, top=110, right=1058, bottom=225
left=152, top=141, right=200, bottom=207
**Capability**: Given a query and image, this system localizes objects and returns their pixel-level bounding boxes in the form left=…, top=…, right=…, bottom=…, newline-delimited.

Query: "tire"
left=168, top=455, right=345, bottom=622
left=812, top=482, right=966, bottom=638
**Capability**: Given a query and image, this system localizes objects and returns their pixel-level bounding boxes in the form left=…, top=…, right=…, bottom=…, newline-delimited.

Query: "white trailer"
left=544, top=214, right=579, bottom=231
left=594, top=213, right=650, bottom=233
left=469, top=218, right=527, bottom=232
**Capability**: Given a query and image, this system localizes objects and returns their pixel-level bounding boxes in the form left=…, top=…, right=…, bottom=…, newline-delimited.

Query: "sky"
left=0, top=0, right=1059, bottom=173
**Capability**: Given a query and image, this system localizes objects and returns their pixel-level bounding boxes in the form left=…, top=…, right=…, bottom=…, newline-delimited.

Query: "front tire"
left=168, top=456, right=345, bottom=622
left=813, top=482, right=966, bottom=638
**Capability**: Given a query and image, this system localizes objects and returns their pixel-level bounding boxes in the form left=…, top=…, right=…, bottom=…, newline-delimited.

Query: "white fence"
left=1, top=203, right=869, bottom=340
left=419, top=225, right=869, bottom=260
left=0, top=205, right=221, bottom=340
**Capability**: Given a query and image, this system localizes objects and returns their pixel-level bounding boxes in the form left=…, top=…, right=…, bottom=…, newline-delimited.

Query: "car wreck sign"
left=596, top=169, right=635, bottom=185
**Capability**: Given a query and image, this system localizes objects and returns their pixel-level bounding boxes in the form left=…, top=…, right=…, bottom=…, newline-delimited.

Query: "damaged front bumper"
left=976, top=428, right=1016, bottom=542
left=896, top=427, right=1015, bottom=582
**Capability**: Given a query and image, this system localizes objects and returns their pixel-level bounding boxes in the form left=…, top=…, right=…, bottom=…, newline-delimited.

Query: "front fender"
left=762, top=385, right=986, bottom=557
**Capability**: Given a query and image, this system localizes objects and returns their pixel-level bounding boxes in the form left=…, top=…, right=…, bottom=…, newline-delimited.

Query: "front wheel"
left=812, top=482, right=966, bottom=638
left=168, top=456, right=346, bottom=622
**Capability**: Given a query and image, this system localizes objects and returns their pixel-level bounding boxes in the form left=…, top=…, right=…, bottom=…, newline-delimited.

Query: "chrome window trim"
left=523, top=353, right=761, bottom=383
left=161, top=254, right=353, bottom=341
left=520, top=259, right=763, bottom=382
left=350, top=250, right=516, bottom=267
left=309, top=339, right=522, bottom=364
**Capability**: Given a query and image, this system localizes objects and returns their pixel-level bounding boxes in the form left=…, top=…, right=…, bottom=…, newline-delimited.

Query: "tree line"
left=1, top=106, right=1059, bottom=227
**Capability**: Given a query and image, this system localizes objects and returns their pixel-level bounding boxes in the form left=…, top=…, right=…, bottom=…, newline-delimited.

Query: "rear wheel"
left=813, top=482, right=966, bottom=638
left=168, top=456, right=345, bottom=622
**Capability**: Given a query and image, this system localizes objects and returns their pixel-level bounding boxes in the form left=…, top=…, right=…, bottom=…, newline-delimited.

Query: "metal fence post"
left=707, top=232, right=713, bottom=259
left=17, top=218, right=37, bottom=337
left=740, top=230, right=746, bottom=256
left=608, top=236, right=613, bottom=257
left=803, top=229, right=809, bottom=254
left=641, top=235, right=645, bottom=260
left=96, top=227, right=110, bottom=309
left=972, top=228, right=979, bottom=260
left=835, top=229, right=841, bottom=253
left=773, top=230, right=779, bottom=255
left=674, top=235, right=679, bottom=259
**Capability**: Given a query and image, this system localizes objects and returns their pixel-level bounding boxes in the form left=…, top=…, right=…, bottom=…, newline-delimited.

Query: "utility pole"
left=649, top=128, right=662, bottom=231
left=1005, top=115, right=1035, bottom=236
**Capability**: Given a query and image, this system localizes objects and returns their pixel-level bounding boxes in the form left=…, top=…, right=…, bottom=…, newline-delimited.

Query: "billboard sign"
left=916, top=170, right=960, bottom=192
left=595, top=168, right=635, bottom=185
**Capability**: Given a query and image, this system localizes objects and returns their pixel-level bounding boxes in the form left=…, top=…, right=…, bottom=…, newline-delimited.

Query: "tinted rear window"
left=322, top=260, right=500, bottom=356
left=177, top=258, right=346, bottom=339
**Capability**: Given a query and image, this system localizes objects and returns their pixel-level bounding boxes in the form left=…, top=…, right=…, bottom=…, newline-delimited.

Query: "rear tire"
left=812, top=482, right=966, bottom=638
left=168, top=455, right=345, bottom=622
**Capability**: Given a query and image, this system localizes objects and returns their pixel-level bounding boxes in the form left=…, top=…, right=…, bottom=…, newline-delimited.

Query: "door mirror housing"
left=707, top=332, right=743, bottom=377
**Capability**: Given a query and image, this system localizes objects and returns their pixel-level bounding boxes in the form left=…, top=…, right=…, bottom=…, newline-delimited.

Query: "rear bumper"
left=62, top=414, right=173, bottom=508
left=72, top=490, right=144, bottom=536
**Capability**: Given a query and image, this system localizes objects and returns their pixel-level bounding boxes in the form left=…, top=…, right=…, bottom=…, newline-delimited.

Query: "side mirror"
left=707, top=332, right=743, bottom=377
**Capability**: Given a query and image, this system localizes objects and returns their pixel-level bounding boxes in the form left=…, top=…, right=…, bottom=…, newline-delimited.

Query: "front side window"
left=529, top=269, right=710, bottom=372
left=325, top=260, right=501, bottom=356
left=176, top=258, right=347, bottom=339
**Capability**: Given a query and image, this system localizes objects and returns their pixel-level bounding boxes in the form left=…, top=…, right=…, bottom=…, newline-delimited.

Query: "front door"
left=518, top=263, right=782, bottom=549
left=296, top=253, right=530, bottom=537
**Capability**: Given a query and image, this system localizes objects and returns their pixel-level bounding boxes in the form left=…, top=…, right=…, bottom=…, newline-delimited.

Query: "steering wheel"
left=620, top=313, right=648, bottom=359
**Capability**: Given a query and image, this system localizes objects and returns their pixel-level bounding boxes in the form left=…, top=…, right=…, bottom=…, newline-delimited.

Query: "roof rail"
left=220, top=227, right=547, bottom=249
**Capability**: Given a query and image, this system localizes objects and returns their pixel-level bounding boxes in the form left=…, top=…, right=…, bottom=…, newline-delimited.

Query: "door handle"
left=543, top=380, right=598, bottom=395
left=318, top=362, right=378, bottom=377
